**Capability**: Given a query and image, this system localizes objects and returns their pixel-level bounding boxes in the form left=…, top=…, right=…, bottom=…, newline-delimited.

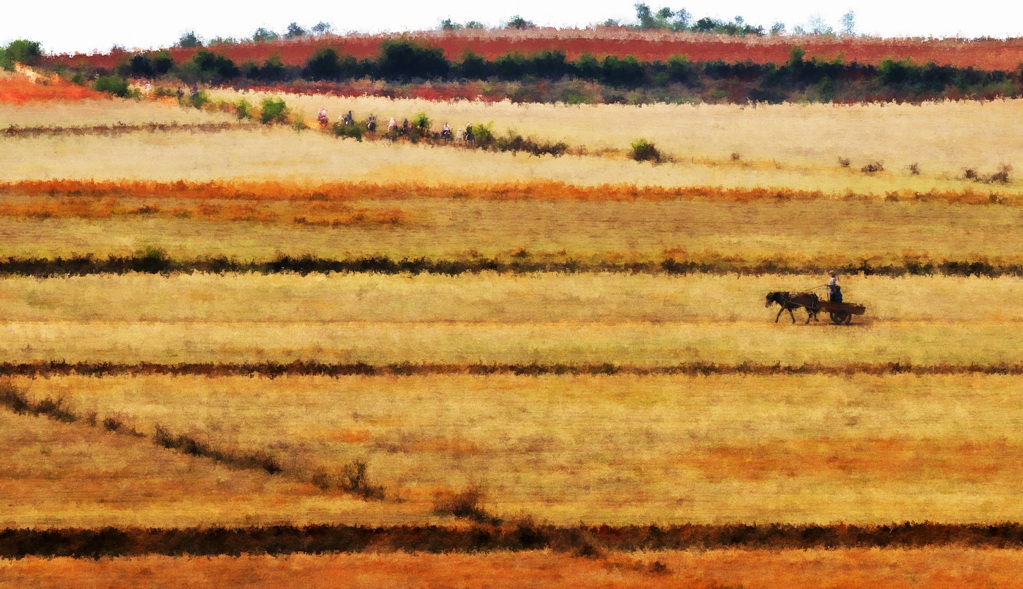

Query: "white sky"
left=4, top=0, right=1023, bottom=55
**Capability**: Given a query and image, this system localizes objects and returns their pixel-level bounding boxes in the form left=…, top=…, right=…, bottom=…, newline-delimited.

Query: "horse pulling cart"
left=764, top=291, right=866, bottom=325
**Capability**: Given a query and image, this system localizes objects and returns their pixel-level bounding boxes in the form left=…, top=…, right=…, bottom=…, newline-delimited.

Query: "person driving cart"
left=826, top=271, right=842, bottom=303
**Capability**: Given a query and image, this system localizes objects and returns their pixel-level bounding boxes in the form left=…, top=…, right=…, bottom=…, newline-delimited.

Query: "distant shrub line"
left=0, top=253, right=1021, bottom=278
left=68, top=40, right=1023, bottom=104
left=4, top=361, right=1023, bottom=378
left=317, top=113, right=570, bottom=158
left=7, top=522, right=1023, bottom=558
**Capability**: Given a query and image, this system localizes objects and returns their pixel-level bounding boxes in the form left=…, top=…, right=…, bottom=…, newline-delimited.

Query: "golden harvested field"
left=6, top=548, right=1023, bottom=589
left=0, top=273, right=1017, bottom=368
left=3, top=72, right=1023, bottom=582
left=7, top=125, right=952, bottom=193
left=0, top=410, right=437, bottom=528
left=0, top=274, right=1020, bottom=366
left=6, top=319, right=1023, bottom=365
left=3, top=96, right=1022, bottom=198
left=3, top=273, right=1023, bottom=324
left=10, top=372, right=1023, bottom=524
left=0, top=198, right=1021, bottom=263
left=218, top=90, right=1023, bottom=183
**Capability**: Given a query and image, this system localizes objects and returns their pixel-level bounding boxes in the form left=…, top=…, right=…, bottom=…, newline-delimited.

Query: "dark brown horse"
left=765, top=291, right=820, bottom=324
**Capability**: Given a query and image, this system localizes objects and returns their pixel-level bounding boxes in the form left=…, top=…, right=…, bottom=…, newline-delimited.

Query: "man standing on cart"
left=826, top=271, right=843, bottom=303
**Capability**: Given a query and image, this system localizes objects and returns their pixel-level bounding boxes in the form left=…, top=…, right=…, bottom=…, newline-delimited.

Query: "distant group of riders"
left=316, top=107, right=476, bottom=145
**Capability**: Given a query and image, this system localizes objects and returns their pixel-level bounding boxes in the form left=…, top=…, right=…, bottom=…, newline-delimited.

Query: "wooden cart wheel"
left=830, top=310, right=852, bottom=325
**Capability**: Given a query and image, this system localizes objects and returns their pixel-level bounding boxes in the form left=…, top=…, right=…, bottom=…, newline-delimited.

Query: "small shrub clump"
left=861, top=160, right=885, bottom=173
left=434, top=485, right=502, bottom=525
left=235, top=98, right=253, bottom=120
left=92, top=76, right=133, bottom=98
left=312, top=460, right=385, bottom=500
left=963, top=165, right=1012, bottom=184
left=332, top=121, right=363, bottom=142
left=259, top=97, right=289, bottom=125
left=495, top=132, right=568, bottom=157
left=630, top=138, right=661, bottom=163
left=470, top=122, right=495, bottom=148
left=988, top=164, right=1013, bottom=184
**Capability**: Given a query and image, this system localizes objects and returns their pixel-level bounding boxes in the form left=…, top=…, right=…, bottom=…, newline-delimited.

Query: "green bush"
left=235, top=98, right=253, bottom=119
left=457, top=50, right=488, bottom=78
left=2, top=39, right=42, bottom=68
left=258, top=55, right=287, bottom=83
left=666, top=55, right=698, bottom=85
left=505, top=15, right=535, bottom=30
left=252, top=27, right=279, bottom=43
left=304, top=48, right=341, bottom=80
left=332, top=121, right=363, bottom=141
left=192, top=50, right=240, bottom=83
left=495, top=132, right=568, bottom=156
left=376, top=38, right=449, bottom=80
left=601, top=55, right=646, bottom=87
left=92, top=75, right=131, bottom=98
left=259, top=97, right=289, bottom=124
left=471, top=122, right=495, bottom=147
left=151, top=51, right=175, bottom=76
left=177, top=31, right=202, bottom=49
left=630, top=138, right=661, bottom=163
left=182, top=89, right=210, bottom=109
left=412, top=112, right=431, bottom=136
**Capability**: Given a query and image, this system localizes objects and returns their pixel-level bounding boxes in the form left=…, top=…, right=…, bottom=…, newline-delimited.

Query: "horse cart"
left=765, top=291, right=866, bottom=325
left=817, top=300, right=866, bottom=325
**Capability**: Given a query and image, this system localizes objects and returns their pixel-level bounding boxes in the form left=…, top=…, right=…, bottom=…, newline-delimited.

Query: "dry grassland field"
left=0, top=411, right=435, bottom=528
left=7, top=548, right=1023, bottom=589
left=3, top=47, right=1023, bottom=587
left=4, top=97, right=1023, bottom=198
left=8, top=372, right=1023, bottom=525
left=213, top=90, right=1023, bottom=176
left=0, top=274, right=1020, bottom=367
left=2, top=197, right=1023, bottom=265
